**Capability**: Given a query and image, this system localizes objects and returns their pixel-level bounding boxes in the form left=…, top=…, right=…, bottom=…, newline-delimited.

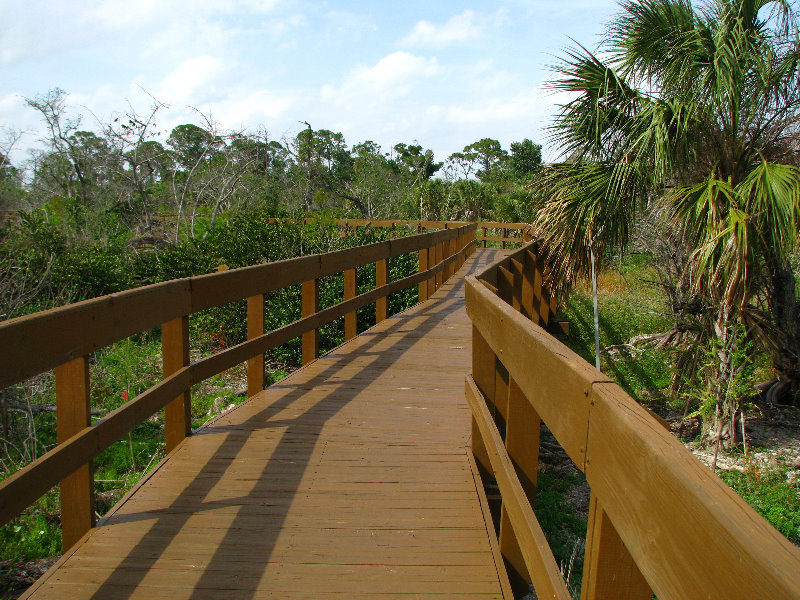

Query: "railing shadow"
left=84, top=250, right=498, bottom=599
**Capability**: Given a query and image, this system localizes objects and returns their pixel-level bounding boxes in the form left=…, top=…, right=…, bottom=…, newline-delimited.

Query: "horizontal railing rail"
left=464, top=240, right=800, bottom=599
left=269, top=217, right=531, bottom=248
left=0, top=223, right=477, bottom=551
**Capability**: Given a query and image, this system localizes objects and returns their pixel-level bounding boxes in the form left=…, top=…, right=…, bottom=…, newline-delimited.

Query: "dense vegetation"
left=0, top=89, right=542, bottom=240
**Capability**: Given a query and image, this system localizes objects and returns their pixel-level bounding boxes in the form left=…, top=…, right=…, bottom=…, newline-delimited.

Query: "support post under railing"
left=376, top=258, right=387, bottom=323
left=247, top=294, right=265, bottom=396
left=427, top=242, right=436, bottom=298
left=448, top=236, right=457, bottom=279
left=302, top=278, right=319, bottom=365
left=471, top=325, right=495, bottom=483
left=581, top=494, right=651, bottom=600
left=482, top=226, right=487, bottom=248
left=418, top=248, right=429, bottom=302
left=434, top=242, right=444, bottom=290
left=499, top=375, right=542, bottom=595
left=163, top=316, right=191, bottom=453
left=56, top=355, right=93, bottom=551
left=344, top=268, right=357, bottom=340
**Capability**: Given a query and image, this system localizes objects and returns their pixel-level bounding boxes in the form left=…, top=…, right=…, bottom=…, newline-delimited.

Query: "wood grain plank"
left=162, top=316, right=191, bottom=453
left=56, top=356, right=93, bottom=551
left=247, top=294, right=265, bottom=396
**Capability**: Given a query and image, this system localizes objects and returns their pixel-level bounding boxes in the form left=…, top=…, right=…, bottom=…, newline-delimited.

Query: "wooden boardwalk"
left=23, top=250, right=511, bottom=600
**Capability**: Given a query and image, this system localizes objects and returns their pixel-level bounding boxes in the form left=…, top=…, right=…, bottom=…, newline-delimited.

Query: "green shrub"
left=0, top=509, right=61, bottom=561
left=718, top=467, right=800, bottom=543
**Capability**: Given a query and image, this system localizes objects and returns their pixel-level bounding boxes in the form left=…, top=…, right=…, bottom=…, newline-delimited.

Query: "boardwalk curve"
left=22, top=250, right=511, bottom=600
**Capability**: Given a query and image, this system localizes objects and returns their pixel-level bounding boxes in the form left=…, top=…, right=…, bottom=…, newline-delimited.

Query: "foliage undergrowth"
left=718, top=465, right=800, bottom=544
left=562, top=253, right=672, bottom=399
left=560, top=252, right=800, bottom=550
left=534, top=470, right=587, bottom=594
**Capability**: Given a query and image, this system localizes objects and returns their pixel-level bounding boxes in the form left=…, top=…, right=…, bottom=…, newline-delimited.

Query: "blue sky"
left=0, top=0, right=620, bottom=165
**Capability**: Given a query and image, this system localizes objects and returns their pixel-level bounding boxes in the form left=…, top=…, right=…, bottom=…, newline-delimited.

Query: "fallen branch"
left=4, top=399, right=106, bottom=416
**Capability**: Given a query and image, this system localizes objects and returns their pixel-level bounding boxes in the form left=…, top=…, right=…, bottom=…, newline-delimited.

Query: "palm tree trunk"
left=767, top=260, right=800, bottom=405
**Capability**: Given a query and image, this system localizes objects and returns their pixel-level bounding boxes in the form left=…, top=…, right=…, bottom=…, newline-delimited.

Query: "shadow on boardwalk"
left=60, top=251, right=502, bottom=599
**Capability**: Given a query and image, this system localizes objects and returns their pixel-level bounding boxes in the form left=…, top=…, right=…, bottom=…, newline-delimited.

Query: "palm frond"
left=548, top=45, right=644, bottom=160
left=736, top=160, right=800, bottom=256
left=530, top=162, right=647, bottom=286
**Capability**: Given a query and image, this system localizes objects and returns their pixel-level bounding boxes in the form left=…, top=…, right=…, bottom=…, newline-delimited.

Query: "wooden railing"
left=0, top=223, right=476, bottom=551
left=464, top=240, right=800, bottom=599
left=271, top=218, right=531, bottom=248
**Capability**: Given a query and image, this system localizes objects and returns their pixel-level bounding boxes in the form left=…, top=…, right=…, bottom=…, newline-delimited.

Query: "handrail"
left=464, top=240, right=800, bottom=599
left=0, top=222, right=477, bottom=551
left=269, top=217, right=532, bottom=248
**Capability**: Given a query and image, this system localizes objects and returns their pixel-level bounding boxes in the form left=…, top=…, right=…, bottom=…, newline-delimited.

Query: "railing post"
left=418, top=247, right=429, bottom=302
left=247, top=294, right=265, bottom=396
left=581, top=494, right=651, bottom=600
left=471, top=325, right=495, bottom=482
left=521, top=250, right=538, bottom=322
left=435, top=241, right=444, bottom=289
left=482, top=226, right=487, bottom=248
left=498, top=266, right=519, bottom=312
left=344, top=268, right=357, bottom=340
left=302, top=278, right=319, bottom=364
left=56, top=355, right=93, bottom=551
left=527, top=252, right=547, bottom=326
left=448, top=236, right=457, bottom=279
left=502, top=227, right=508, bottom=249
left=499, top=375, right=542, bottom=594
left=163, top=316, right=191, bottom=453
left=427, top=242, right=437, bottom=298
left=376, top=258, right=388, bottom=323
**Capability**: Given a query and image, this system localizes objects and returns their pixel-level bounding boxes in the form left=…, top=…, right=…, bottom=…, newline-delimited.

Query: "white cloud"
left=400, top=10, right=485, bottom=48
left=219, top=89, right=294, bottom=126
left=321, top=51, right=441, bottom=102
left=155, top=56, right=229, bottom=105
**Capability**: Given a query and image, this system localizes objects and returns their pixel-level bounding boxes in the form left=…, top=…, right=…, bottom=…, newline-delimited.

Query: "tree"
left=104, top=97, right=170, bottom=232
left=449, top=138, right=508, bottom=182
left=533, top=0, right=800, bottom=423
left=24, top=89, right=117, bottom=210
left=508, top=138, right=542, bottom=182
left=166, top=117, right=254, bottom=240
left=0, top=129, right=25, bottom=209
left=392, top=143, right=442, bottom=183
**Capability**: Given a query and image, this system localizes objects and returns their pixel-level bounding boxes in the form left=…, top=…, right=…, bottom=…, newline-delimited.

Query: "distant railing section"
left=271, top=218, right=531, bottom=248
left=0, top=223, right=477, bottom=551
left=1, top=210, right=529, bottom=247
left=464, top=241, right=800, bottom=599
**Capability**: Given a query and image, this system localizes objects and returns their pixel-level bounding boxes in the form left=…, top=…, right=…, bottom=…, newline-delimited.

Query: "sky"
left=0, top=0, right=620, bottom=166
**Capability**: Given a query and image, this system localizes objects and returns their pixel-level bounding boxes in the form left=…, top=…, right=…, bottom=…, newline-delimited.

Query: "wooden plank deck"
left=23, top=249, right=512, bottom=600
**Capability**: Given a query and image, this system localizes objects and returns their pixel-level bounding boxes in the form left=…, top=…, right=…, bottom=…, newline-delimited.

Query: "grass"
left=562, top=253, right=673, bottom=400
left=558, top=252, right=800, bottom=551
left=718, top=464, right=800, bottom=544
left=0, top=499, right=61, bottom=562
left=534, top=470, right=588, bottom=594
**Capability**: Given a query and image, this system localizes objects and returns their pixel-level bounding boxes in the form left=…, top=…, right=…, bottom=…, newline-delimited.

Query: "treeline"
left=0, top=89, right=541, bottom=243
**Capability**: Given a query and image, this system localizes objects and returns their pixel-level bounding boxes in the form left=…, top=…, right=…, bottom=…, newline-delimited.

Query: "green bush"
left=0, top=509, right=61, bottom=561
left=718, top=467, right=800, bottom=543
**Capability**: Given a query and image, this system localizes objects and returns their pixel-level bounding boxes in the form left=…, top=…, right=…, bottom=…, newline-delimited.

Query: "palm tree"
left=532, top=0, right=800, bottom=440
